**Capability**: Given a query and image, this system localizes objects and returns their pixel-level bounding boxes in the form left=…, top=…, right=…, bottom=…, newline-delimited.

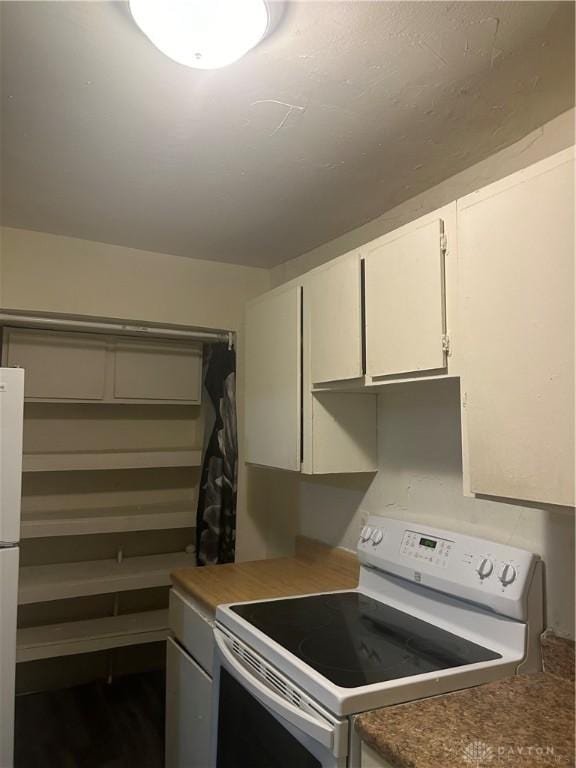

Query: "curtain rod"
left=0, top=311, right=233, bottom=347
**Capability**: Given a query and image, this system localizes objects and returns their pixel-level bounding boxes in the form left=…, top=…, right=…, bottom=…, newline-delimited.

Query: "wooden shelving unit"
left=17, top=610, right=170, bottom=663
left=19, top=552, right=197, bottom=605
left=21, top=501, right=195, bottom=539
left=22, top=448, right=202, bottom=473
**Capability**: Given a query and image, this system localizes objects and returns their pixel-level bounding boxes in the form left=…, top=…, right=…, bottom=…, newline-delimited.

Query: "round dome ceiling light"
left=129, top=0, right=281, bottom=70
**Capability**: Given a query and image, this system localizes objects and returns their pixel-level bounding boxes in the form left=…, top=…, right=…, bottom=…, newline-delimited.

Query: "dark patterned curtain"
left=196, top=342, right=238, bottom=565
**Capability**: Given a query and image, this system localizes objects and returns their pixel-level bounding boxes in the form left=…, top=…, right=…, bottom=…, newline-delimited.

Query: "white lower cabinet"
left=166, top=637, right=213, bottom=768
left=166, top=589, right=216, bottom=768
left=359, top=742, right=394, bottom=767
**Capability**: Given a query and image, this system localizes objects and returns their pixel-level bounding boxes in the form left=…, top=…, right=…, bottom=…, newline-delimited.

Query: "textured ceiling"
left=1, top=1, right=574, bottom=267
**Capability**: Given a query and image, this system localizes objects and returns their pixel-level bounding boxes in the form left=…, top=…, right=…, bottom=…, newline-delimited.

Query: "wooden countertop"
left=356, top=632, right=575, bottom=768
left=171, top=536, right=359, bottom=614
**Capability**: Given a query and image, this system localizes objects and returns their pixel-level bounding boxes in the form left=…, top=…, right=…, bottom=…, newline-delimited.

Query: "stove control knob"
left=499, top=563, right=517, bottom=587
left=360, top=526, right=373, bottom=542
left=476, top=558, right=494, bottom=580
left=371, top=528, right=383, bottom=545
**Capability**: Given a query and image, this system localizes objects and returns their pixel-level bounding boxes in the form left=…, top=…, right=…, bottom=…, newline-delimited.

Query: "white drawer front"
left=169, top=588, right=214, bottom=675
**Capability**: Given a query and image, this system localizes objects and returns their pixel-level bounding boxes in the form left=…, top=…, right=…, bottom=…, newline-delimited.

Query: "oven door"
left=212, top=627, right=348, bottom=768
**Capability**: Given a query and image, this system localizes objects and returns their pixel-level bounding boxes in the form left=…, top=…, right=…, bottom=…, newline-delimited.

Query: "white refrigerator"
left=0, top=367, right=24, bottom=768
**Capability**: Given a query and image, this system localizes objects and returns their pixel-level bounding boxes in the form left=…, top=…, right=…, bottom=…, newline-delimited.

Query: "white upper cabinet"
left=458, top=148, right=574, bottom=507
left=3, top=329, right=108, bottom=401
left=307, top=204, right=457, bottom=389
left=243, top=152, right=573, bottom=493
left=1, top=328, right=202, bottom=404
left=113, top=339, right=202, bottom=403
left=364, top=216, right=447, bottom=379
left=309, top=251, right=363, bottom=385
left=244, top=285, right=302, bottom=471
left=302, top=277, right=377, bottom=474
left=244, top=280, right=378, bottom=475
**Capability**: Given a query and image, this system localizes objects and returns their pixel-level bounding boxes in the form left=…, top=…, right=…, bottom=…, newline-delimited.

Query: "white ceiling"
left=1, top=1, right=574, bottom=268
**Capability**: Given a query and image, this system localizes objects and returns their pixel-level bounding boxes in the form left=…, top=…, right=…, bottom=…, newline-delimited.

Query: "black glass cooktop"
left=231, top=592, right=501, bottom=688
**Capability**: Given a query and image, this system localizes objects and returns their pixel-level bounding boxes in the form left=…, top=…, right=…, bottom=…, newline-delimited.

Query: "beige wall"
left=271, top=108, right=576, bottom=639
left=0, top=227, right=273, bottom=562
left=272, top=109, right=575, bottom=286
left=0, top=226, right=269, bottom=331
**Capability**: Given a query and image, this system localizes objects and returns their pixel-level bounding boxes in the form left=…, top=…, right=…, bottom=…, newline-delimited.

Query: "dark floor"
left=14, top=671, right=165, bottom=768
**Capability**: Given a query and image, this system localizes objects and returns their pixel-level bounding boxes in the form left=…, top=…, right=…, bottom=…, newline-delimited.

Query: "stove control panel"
left=357, top=514, right=539, bottom=621
left=400, top=530, right=453, bottom=568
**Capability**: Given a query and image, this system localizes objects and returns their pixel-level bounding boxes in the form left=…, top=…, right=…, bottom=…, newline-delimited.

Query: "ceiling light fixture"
left=129, top=0, right=279, bottom=70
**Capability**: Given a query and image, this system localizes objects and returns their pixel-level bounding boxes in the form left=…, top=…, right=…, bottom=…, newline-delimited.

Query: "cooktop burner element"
left=231, top=592, right=501, bottom=688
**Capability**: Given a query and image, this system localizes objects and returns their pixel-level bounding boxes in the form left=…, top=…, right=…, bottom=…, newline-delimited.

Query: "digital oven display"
left=419, top=537, right=437, bottom=549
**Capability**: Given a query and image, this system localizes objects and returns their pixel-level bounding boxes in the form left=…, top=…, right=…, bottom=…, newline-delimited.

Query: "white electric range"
left=211, top=515, right=544, bottom=768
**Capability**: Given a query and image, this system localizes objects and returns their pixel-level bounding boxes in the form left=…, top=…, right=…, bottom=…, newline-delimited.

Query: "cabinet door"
left=459, top=148, right=574, bottom=506
left=360, top=741, right=394, bottom=767
left=3, top=329, right=107, bottom=401
left=301, top=280, right=378, bottom=474
left=365, top=219, right=446, bottom=378
left=306, top=392, right=377, bottom=474
left=113, top=339, right=202, bottom=403
left=165, top=637, right=212, bottom=768
left=309, top=251, right=363, bottom=384
left=245, top=285, right=301, bottom=471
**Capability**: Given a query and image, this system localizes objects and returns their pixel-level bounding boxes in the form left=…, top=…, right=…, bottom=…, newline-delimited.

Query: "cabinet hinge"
left=441, top=334, right=451, bottom=354
left=440, top=233, right=448, bottom=252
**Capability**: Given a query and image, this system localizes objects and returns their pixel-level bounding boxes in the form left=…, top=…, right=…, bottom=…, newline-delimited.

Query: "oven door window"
left=217, top=668, right=322, bottom=768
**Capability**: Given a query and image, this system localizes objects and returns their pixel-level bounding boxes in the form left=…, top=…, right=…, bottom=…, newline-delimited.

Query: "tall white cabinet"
left=244, top=285, right=302, bottom=471
left=458, top=148, right=575, bottom=507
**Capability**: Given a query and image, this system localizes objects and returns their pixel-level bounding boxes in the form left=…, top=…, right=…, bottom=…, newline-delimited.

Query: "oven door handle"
left=214, top=628, right=337, bottom=752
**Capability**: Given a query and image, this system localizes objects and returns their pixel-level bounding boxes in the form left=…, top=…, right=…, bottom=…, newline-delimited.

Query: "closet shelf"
left=19, top=551, right=196, bottom=605
left=16, top=609, right=169, bottom=663
left=21, top=447, right=202, bottom=473
left=21, top=500, right=196, bottom=539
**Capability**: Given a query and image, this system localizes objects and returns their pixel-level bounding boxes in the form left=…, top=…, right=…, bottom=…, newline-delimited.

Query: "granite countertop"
left=356, top=632, right=575, bottom=768
left=171, top=536, right=359, bottom=614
